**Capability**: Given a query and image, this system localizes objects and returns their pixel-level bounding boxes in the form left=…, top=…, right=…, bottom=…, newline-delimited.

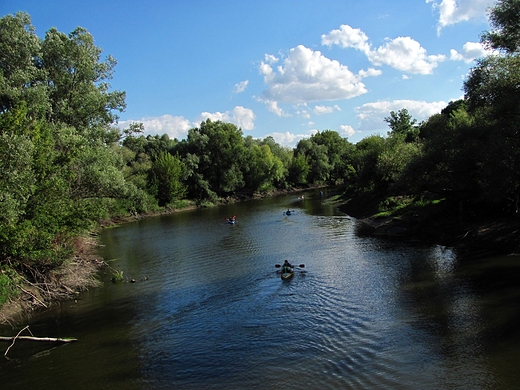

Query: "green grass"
left=374, top=195, right=446, bottom=219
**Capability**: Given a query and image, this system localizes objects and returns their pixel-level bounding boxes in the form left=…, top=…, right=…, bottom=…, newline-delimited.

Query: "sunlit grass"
left=374, top=195, right=446, bottom=218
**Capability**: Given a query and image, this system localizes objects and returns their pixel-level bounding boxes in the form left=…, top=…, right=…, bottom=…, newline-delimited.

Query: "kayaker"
left=282, top=260, right=293, bottom=272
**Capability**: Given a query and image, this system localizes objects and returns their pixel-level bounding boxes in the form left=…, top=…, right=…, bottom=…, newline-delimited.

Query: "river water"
left=1, top=189, right=520, bottom=389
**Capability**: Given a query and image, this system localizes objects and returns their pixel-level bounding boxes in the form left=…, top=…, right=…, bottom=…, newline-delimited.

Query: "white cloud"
left=321, top=24, right=371, bottom=54
left=450, top=41, right=489, bottom=62
left=259, top=99, right=291, bottom=117
left=267, top=129, right=318, bottom=147
left=118, top=115, right=192, bottom=139
left=233, top=80, right=249, bottom=94
left=322, top=24, right=445, bottom=74
left=297, top=107, right=311, bottom=119
left=427, top=0, right=492, bottom=33
left=368, top=37, right=446, bottom=74
left=339, top=124, right=356, bottom=138
left=197, top=106, right=256, bottom=130
left=232, top=106, right=255, bottom=130
left=355, top=99, right=448, bottom=131
left=358, top=68, right=383, bottom=78
left=259, top=45, right=371, bottom=104
left=313, top=104, right=341, bottom=115
left=264, top=53, right=279, bottom=64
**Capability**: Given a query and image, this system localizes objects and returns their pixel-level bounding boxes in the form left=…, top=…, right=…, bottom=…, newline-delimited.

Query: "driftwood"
left=2, top=325, right=77, bottom=357
left=0, top=336, right=77, bottom=343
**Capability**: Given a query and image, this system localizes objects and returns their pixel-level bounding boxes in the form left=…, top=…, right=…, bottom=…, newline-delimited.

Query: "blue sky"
left=2, top=0, right=495, bottom=146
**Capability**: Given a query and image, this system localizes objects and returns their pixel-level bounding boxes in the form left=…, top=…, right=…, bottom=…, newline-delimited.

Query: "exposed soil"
left=0, top=235, right=105, bottom=327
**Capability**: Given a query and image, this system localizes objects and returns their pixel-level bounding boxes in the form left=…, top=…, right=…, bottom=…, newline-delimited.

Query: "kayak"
left=227, top=219, right=236, bottom=224
left=281, top=267, right=294, bottom=280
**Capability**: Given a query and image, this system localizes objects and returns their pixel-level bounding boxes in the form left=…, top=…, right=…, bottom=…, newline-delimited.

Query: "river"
left=1, top=189, right=520, bottom=389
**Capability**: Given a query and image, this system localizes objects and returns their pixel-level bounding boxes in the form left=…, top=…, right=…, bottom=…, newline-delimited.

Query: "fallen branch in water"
left=2, top=325, right=78, bottom=358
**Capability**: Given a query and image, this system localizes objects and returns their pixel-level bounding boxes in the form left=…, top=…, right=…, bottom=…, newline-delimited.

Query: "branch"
left=0, top=336, right=78, bottom=343
left=2, top=325, right=77, bottom=358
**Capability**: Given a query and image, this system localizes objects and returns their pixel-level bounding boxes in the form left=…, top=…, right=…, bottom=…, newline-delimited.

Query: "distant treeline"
left=1, top=0, right=519, bottom=294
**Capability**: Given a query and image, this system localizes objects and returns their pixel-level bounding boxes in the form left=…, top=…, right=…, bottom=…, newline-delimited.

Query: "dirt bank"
left=0, top=235, right=105, bottom=327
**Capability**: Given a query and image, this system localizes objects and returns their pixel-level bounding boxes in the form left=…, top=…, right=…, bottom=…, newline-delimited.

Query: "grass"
left=374, top=195, right=446, bottom=219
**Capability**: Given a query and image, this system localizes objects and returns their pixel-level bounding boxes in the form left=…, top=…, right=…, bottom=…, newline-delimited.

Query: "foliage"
left=384, top=108, right=419, bottom=143
left=0, top=265, right=20, bottom=305
left=148, top=152, right=187, bottom=206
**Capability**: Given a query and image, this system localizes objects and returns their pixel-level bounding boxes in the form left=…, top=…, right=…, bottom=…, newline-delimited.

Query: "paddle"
left=275, top=263, right=305, bottom=268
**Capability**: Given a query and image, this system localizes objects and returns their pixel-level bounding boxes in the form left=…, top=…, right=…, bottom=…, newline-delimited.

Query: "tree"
left=384, top=108, right=419, bottom=143
left=0, top=12, right=48, bottom=118
left=182, top=120, right=246, bottom=197
left=462, top=0, right=520, bottom=213
left=41, top=26, right=126, bottom=131
left=481, top=0, right=520, bottom=53
left=148, top=153, right=186, bottom=207
left=244, top=144, right=284, bottom=192
left=0, top=13, right=134, bottom=269
left=310, top=130, right=355, bottom=184
left=351, top=135, right=387, bottom=193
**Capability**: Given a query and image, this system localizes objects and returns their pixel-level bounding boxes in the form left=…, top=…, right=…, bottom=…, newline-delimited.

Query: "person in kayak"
left=282, top=260, right=293, bottom=273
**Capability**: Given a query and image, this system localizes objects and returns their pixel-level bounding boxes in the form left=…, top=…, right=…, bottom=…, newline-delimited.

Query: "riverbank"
left=337, top=194, right=520, bottom=257
left=0, top=235, right=104, bottom=327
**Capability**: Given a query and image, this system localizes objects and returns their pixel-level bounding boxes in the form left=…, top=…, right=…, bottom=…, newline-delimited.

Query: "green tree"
left=311, top=130, right=355, bottom=184
left=351, top=135, right=387, bottom=193
left=0, top=12, right=48, bottom=118
left=149, top=153, right=186, bottom=206
left=244, top=143, right=284, bottom=192
left=462, top=0, right=520, bottom=213
left=182, top=120, right=246, bottom=198
left=0, top=13, right=135, bottom=270
left=384, top=108, right=419, bottom=143
left=41, top=26, right=126, bottom=131
left=481, top=0, right=520, bottom=53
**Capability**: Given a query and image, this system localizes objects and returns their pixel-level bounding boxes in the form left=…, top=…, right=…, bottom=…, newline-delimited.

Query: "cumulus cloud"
left=321, top=24, right=371, bottom=53
left=313, top=105, right=341, bottom=115
left=339, top=124, right=356, bottom=138
left=322, top=25, right=445, bottom=74
left=368, top=37, right=446, bottom=74
left=197, top=106, right=256, bottom=130
left=259, top=45, right=372, bottom=104
left=118, top=115, right=192, bottom=139
left=427, top=0, right=493, bottom=33
left=233, top=80, right=249, bottom=94
left=450, top=41, right=489, bottom=62
left=355, top=99, right=448, bottom=131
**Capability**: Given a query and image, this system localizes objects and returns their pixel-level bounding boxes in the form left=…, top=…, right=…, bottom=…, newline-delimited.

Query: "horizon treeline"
left=1, top=0, right=519, bottom=288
